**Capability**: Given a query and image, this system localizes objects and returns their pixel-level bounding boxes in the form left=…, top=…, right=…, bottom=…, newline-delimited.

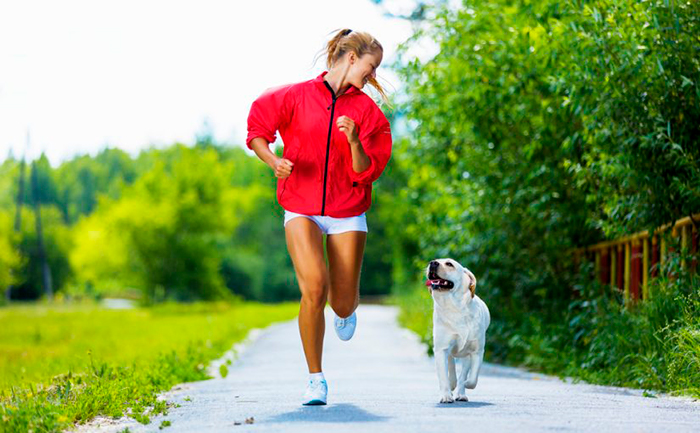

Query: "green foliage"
left=0, top=158, right=22, bottom=210
left=28, top=156, right=57, bottom=210
left=0, top=301, right=299, bottom=431
left=53, top=148, right=138, bottom=224
left=0, top=139, right=400, bottom=302
left=390, top=285, right=434, bottom=356
left=392, top=0, right=700, bottom=293
left=70, top=145, right=253, bottom=302
left=0, top=211, right=22, bottom=291
left=393, top=249, right=700, bottom=397
left=12, top=206, right=72, bottom=301
left=389, top=0, right=700, bottom=397
left=363, top=131, right=420, bottom=295
left=556, top=0, right=700, bottom=237
left=218, top=364, right=229, bottom=379
left=393, top=0, right=600, bottom=321
left=552, top=254, right=698, bottom=396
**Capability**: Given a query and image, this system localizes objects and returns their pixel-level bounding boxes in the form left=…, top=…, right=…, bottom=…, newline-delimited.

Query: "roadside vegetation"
left=392, top=254, right=700, bottom=398
left=384, top=0, right=700, bottom=399
left=0, top=300, right=298, bottom=432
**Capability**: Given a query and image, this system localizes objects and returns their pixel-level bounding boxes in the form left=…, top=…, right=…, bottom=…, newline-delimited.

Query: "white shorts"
left=283, top=210, right=368, bottom=235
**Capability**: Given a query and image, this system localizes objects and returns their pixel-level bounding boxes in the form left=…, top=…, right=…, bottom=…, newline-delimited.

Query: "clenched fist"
left=272, top=157, right=294, bottom=179
left=336, top=115, right=360, bottom=145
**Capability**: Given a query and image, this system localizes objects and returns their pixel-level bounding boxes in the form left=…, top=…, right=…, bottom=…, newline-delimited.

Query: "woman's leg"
left=285, top=217, right=329, bottom=373
left=326, top=231, right=367, bottom=318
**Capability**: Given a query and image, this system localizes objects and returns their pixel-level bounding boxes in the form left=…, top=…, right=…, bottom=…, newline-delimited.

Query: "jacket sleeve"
left=246, top=84, right=294, bottom=150
left=349, top=108, right=393, bottom=185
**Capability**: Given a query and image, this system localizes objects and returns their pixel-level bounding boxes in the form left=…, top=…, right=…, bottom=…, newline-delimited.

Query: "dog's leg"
left=454, top=356, right=470, bottom=401
left=448, top=355, right=457, bottom=391
left=465, top=351, right=484, bottom=389
left=435, top=349, right=454, bottom=403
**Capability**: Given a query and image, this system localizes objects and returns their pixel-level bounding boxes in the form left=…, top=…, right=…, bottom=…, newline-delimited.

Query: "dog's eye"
left=446, top=262, right=454, bottom=267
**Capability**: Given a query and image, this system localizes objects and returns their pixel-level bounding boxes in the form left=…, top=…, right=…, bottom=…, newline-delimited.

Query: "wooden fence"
left=574, top=213, right=699, bottom=304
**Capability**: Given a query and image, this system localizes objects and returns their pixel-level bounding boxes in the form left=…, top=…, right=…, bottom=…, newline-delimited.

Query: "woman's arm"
left=348, top=139, right=371, bottom=174
left=249, top=137, right=294, bottom=179
left=337, top=112, right=392, bottom=185
left=336, top=115, right=371, bottom=173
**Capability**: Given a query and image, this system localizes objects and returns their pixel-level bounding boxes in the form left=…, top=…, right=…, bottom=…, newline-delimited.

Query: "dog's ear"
left=463, top=268, right=476, bottom=298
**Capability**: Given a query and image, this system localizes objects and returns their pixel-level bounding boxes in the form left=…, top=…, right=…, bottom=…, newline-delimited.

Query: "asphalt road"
left=75, top=304, right=700, bottom=433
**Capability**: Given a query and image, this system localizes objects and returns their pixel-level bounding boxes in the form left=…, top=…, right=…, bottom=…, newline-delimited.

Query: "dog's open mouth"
left=426, top=271, right=454, bottom=290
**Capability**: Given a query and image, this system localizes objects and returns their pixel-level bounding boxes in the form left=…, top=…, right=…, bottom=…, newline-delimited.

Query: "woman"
left=246, top=28, right=392, bottom=406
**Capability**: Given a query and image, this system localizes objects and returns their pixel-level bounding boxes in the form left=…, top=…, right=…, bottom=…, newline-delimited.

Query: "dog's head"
left=425, top=258, right=477, bottom=299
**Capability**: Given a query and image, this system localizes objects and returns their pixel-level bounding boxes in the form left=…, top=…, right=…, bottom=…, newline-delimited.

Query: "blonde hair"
left=318, top=28, right=390, bottom=107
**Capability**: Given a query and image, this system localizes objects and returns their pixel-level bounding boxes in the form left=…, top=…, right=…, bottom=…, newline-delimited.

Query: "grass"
left=0, top=299, right=299, bottom=432
left=387, top=286, right=434, bottom=356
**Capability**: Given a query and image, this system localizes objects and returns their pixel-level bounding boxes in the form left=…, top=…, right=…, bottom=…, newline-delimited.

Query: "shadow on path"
left=433, top=401, right=495, bottom=409
left=265, top=403, right=392, bottom=423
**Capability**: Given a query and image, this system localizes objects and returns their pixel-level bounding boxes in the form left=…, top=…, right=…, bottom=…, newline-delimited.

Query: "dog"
left=425, top=258, right=490, bottom=403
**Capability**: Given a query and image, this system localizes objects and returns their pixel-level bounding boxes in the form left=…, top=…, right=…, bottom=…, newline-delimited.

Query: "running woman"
left=246, top=28, right=392, bottom=405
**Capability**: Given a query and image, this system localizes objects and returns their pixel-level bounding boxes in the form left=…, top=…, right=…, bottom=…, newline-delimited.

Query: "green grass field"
left=0, top=300, right=299, bottom=432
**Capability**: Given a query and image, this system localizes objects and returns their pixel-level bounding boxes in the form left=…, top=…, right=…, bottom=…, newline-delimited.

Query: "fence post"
left=651, top=235, right=659, bottom=280
left=630, top=240, right=641, bottom=302
left=574, top=213, right=698, bottom=305
left=681, top=225, right=689, bottom=269
left=610, top=246, right=617, bottom=288
left=617, top=244, right=625, bottom=292
left=660, top=236, right=666, bottom=269
left=669, top=227, right=678, bottom=282
left=692, top=225, right=698, bottom=274
left=601, top=247, right=610, bottom=284
left=642, top=237, right=650, bottom=300
left=624, top=242, right=631, bottom=305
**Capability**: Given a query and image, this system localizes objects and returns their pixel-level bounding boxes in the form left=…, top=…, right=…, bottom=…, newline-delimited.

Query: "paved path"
left=80, top=304, right=700, bottom=432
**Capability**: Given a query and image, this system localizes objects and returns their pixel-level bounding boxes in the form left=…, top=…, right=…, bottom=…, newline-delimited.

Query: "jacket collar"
left=313, top=70, right=361, bottom=97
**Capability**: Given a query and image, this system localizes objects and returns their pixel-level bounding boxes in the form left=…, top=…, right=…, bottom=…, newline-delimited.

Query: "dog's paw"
left=439, top=394, right=455, bottom=404
left=455, top=395, right=469, bottom=402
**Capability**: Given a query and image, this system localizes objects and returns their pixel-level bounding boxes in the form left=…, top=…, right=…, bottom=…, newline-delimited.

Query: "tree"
left=31, top=160, right=53, bottom=300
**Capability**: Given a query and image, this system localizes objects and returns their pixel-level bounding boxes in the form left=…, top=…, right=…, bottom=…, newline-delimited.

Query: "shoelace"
left=308, top=380, right=326, bottom=389
left=336, top=318, right=346, bottom=327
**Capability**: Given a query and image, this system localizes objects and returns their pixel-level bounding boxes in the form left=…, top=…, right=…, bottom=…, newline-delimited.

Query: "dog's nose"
left=429, top=260, right=439, bottom=269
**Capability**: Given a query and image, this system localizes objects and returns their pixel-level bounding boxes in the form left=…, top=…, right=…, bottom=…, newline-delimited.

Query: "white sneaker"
left=302, top=379, right=327, bottom=405
left=334, top=311, right=357, bottom=341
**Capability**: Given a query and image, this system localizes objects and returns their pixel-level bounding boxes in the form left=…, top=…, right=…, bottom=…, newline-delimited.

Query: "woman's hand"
left=336, top=115, right=360, bottom=145
left=272, top=157, right=294, bottom=179
left=337, top=116, right=371, bottom=173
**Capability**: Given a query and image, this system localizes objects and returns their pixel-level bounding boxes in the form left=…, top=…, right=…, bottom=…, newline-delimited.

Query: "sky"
left=0, top=0, right=419, bottom=167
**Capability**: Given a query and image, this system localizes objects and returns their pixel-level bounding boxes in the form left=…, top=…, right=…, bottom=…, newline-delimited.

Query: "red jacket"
left=246, top=71, right=393, bottom=218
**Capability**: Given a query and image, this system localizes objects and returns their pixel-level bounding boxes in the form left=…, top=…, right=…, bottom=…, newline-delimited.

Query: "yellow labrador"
left=425, top=258, right=490, bottom=403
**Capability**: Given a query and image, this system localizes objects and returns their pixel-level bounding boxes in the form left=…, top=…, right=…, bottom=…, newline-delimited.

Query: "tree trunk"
left=5, top=158, right=26, bottom=302
left=31, top=161, right=53, bottom=301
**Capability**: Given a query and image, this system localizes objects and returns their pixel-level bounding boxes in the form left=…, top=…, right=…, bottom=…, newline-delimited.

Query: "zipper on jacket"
left=321, top=80, right=337, bottom=216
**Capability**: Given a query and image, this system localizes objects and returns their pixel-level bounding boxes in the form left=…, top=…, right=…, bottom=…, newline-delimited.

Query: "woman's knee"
left=299, top=277, right=329, bottom=309
left=329, top=285, right=358, bottom=317
left=331, top=303, right=356, bottom=318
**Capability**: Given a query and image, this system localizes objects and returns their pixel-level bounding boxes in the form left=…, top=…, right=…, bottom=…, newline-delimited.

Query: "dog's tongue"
left=425, top=279, right=438, bottom=287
